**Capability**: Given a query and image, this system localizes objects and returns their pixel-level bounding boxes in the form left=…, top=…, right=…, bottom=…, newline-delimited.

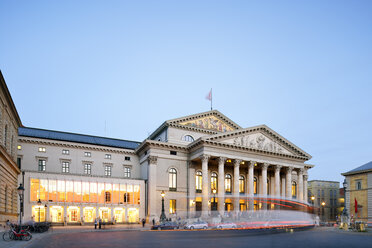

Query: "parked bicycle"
left=2, top=224, right=32, bottom=241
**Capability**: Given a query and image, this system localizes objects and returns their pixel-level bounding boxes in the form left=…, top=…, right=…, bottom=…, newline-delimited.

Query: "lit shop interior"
left=30, top=179, right=140, bottom=224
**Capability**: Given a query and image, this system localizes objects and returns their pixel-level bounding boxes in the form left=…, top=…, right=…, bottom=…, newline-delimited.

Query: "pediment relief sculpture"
left=178, top=115, right=236, bottom=133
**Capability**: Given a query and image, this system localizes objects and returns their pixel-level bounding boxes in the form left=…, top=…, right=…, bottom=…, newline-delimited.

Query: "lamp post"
left=37, top=199, right=42, bottom=222
left=341, top=179, right=349, bottom=226
left=212, top=189, right=217, bottom=213
left=160, top=191, right=166, bottom=223
left=321, top=201, right=326, bottom=222
left=17, top=184, right=25, bottom=226
left=311, top=196, right=315, bottom=214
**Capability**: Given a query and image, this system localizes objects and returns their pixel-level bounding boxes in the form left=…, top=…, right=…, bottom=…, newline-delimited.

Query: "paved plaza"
left=2, top=226, right=372, bottom=248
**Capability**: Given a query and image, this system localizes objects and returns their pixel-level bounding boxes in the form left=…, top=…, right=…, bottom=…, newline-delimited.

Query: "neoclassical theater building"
left=18, top=110, right=314, bottom=224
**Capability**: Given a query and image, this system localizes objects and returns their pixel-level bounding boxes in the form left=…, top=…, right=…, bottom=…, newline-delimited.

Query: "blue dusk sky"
left=1, top=0, right=371, bottom=184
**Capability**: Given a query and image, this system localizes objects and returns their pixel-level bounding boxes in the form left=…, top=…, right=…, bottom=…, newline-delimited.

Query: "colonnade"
left=198, top=155, right=308, bottom=218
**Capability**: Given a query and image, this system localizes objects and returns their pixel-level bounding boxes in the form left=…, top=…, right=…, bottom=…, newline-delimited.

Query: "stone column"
left=261, top=163, right=269, bottom=210
left=148, top=156, right=158, bottom=221
left=303, top=174, right=308, bottom=203
left=233, top=159, right=241, bottom=215
left=189, top=163, right=196, bottom=217
left=201, top=155, right=210, bottom=218
left=286, top=167, right=293, bottom=198
left=298, top=169, right=304, bottom=201
left=218, top=157, right=226, bottom=217
left=274, top=165, right=282, bottom=197
left=248, top=161, right=255, bottom=211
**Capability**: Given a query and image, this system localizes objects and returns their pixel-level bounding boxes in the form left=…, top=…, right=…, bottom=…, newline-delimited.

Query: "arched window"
left=169, top=168, right=177, bottom=191
left=182, top=135, right=194, bottom=142
left=225, top=174, right=232, bottom=193
left=196, top=171, right=202, bottom=193
left=254, top=177, right=258, bottom=195
left=239, top=175, right=245, bottom=193
left=267, top=179, right=270, bottom=195
left=292, top=181, right=297, bottom=199
left=211, top=172, right=218, bottom=193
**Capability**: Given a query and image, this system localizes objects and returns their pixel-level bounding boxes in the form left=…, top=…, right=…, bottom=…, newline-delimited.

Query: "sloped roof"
left=343, top=161, right=372, bottom=175
left=19, top=127, right=140, bottom=150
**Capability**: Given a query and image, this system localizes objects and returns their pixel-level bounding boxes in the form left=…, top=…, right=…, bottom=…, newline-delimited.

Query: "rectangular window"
left=170, top=151, right=177, bottom=155
left=169, top=199, right=176, bottom=214
left=84, top=152, right=91, bottom=157
left=124, top=167, right=131, bottom=178
left=38, top=159, right=46, bottom=171
left=356, top=181, right=362, bottom=190
left=62, top=149, right=70, bottom=155
left=30, top=178, right=40, bottom=202
left=90, top=182, right=97, bottom=203
left=62, top=162, right=70, bottom=173
left=105, top=166, right=112, bottom=177
left=49, top=180, right=57, bottom=202
left=105, top=154, right=111, bottom=159
left=17, top=145, right=22, bottom=150
left=17, top=157, right=21, bottom=169
left=125, top=156, right=131, bottom=161
left=57, top=180, right=65, bottom=202
left=84, top=164, right=91, bottom=175
left=38, top=147, right=46, bottom=152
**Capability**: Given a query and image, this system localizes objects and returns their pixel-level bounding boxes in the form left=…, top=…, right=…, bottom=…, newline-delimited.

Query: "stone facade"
left=307, top=180, right=340, bottom=222
left=0, top=71, right=22, bottom=227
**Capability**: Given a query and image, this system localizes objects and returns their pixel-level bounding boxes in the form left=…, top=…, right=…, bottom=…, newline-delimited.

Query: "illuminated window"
left=84, top=164, right=91, bottom=175
left=169, top=168, right=177, bottom=191
left=62, top=162, right=69, bottom=173
left=38, top=147, right=46, bottom=152
left=105, top=192, right=111, bottom=203
left=30, top=178, right=40, bottom=202
left=105, top=154, right=111, bottom=159
left=84, top=152, right=91, bottom=157
left=292, top=181, right=297, bottom=199
left=124, top=167, right=131, bottom=178
left=82, top=182, right=90, bottom=202
left=38, top=159, right=46, bottom=171
left=58, top=180, right=65, bottom=202
left=211, top=172, right=218, bottom=192
left=62, top=149, right=69, bottom=155
left=169, top=199, right=176, bottom=214
left=239, top=175, right=245, bottom=193
left=254, top=177, right=258, bottom=195
left=196, top=171, right=202, bottom=193
left=225, top=174, right=232, bottom=193
left=182, top=135, right=194, bottom=142
left=17, top=145, right=22, bottom=150
left=105, top=165, right=112, bottom=177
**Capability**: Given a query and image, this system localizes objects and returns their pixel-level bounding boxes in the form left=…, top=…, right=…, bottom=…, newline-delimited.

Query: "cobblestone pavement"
left=0, top=224, right=149, bottom=248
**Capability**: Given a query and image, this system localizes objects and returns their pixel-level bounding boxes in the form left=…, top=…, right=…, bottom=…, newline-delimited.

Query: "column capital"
left=218, top=157, right=227, bottom=164
left=234, top=159, right=242, bottom=167
left=297, top=168, right=304, bottom=175
left=148, top=155, right=158, bottom=165
left=248, top=161, right=256, bottom=169
left=275, top=165, right=282, bottom=173
left=286, top=166, right=293, bottom=174
left=303, top=174, right=308, bottom=181
left=261, top=163, right=269, bottom=170
left=200, top=154, right=210, bottom=163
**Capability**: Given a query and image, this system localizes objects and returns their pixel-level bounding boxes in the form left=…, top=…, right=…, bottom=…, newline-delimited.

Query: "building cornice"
left=18, top=137, right=136, bottom=155
left=135, top=139, right=188, bottom=155
left=342, top=169, right=372, bottom=176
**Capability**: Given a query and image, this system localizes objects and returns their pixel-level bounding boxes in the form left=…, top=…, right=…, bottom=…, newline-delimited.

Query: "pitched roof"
left=343, top=161, right=372, bottom=175
left=18, top=127, right=140, bottom=150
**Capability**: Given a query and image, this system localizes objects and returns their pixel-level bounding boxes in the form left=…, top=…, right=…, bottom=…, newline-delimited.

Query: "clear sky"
left=1, top=0, right=371, bottom=184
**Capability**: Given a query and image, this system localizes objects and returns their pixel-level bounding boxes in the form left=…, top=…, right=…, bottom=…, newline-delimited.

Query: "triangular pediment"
left=206, top=125, right=311, bottom=159
left=167, top=110, right=241, bottom=133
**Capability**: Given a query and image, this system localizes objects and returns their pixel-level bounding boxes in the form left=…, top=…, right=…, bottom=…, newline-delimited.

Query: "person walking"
left=94, top=218, right=97, bottom=229
left=152, top=219, right=155, bottom=226
left=99, top=218, right=102, bottom=229
left=142, top=218, right=145, bottom=227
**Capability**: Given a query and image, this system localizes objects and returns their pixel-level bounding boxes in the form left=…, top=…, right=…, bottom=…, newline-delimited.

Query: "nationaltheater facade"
left=17, top=110, right=314, bottom=224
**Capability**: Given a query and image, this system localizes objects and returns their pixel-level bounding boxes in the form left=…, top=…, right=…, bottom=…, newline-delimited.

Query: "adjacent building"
left=342, top=161, right=372, bottom=225
left=307, top=180, right=340, bottom=222
left=0, top=71, right=22, bottom=227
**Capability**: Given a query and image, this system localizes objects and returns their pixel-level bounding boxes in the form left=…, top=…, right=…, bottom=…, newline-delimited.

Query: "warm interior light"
left=321, top=202, right=325, bottom=206
left=311, top=196, right=315, bottom=200
left=227, top=159, right=231, bottom=163
left=212, top=189, right=217, bottom=194
left=241, top=161, right=245, bottom=164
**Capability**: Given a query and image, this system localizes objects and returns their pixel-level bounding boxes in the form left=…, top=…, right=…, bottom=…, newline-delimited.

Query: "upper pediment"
left=167, top=110, right=241, bottom=133
left=206, top=125, right=311, bottom=160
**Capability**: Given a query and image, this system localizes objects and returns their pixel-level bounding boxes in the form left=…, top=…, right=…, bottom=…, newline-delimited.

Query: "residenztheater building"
left=18, top=110, right=314, bottom=224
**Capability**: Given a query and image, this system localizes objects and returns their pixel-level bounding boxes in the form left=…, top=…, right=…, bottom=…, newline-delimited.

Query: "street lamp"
left=341, top=179, right=349, bottom=226
left=17, top=184, right=24, bottom=226
left=212, top=189, right=217, bottom=212
left=37, top=199, right=42, bottom=222
left=321, top=201, right=326, bottom=222
left=311, top=196, right=315, bottom=214
left=160, top=191, right=166, bottom=223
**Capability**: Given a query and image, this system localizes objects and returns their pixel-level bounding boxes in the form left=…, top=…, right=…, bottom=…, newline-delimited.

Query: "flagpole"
left=211, top=88, right=212, bottom=111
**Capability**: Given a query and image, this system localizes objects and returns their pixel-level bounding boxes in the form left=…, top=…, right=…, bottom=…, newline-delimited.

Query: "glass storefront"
left=99, top=207, right=111, bottom=222
left=83, top=207, right=96, bottom=223
left=128, top=208, right=139, bottom=223
left=50, top=206, right=64, bottom=223
left=32, top=205, right=46, bottom=222
left=67, top=206, right=80, bottom=222
left=114, top=208, right=125, bottom=223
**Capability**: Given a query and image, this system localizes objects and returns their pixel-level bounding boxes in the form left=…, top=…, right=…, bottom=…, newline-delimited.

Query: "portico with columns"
left=137, top=110, right=314, bottom=221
